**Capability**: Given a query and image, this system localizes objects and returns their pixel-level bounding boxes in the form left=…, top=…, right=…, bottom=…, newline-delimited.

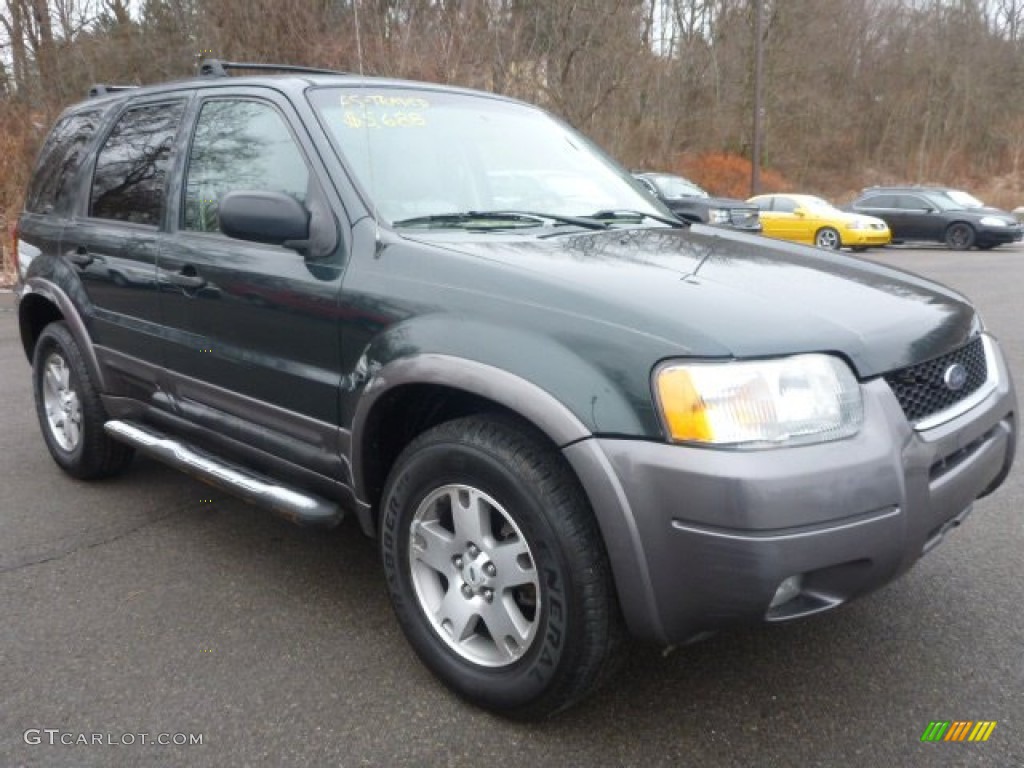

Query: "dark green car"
left=14, top=61, right=1018, bottom=718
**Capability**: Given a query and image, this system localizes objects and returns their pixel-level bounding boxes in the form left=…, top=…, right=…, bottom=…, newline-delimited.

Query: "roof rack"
left=198, top=59, right=348, bottom=78
left=88, top=84, right=138, bottom=98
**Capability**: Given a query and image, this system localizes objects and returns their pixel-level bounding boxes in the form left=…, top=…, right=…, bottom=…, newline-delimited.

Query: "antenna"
left=351, top=1, right=381, bottom=249
left=353, top=2, right=365, bottom=78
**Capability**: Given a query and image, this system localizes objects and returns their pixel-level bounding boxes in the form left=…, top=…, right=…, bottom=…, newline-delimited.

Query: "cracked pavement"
left=2, top=246, right=1023, bottom=768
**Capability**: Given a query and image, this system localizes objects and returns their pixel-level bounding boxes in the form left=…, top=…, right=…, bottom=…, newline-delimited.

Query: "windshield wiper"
left=590, top=209, right=685, bottom=227
left=393, top=210, right=609, bottom=231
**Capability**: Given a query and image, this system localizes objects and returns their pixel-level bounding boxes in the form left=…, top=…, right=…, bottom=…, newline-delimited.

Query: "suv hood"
left=401, top=226, right=975, bottom=378
left=668, top=195, right=754, bottom=210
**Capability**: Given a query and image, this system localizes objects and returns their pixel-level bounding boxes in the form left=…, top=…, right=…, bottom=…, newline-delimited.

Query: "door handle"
left=67, top=246, right=93, bottom=268
left=164, top=266, right=207, bottom=290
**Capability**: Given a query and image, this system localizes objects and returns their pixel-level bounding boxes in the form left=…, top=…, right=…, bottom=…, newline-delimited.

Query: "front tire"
left=945, top=222, right=975, bottom=250
left=32, top=322, right=133, bottom=479
left=815, top=227, right=841, bottom=250
left=380, top=415, right=622, bottom=718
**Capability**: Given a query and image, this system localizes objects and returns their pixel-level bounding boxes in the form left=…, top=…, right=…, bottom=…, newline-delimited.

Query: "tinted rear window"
left=25, top=110, right=103, bottom=214
left=859, top=194, right=896, bottom=208
left=89, top=100, right=185, bottom=226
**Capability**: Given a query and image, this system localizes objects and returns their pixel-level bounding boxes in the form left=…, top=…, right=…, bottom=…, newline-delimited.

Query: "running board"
left=104, top=419, right=343, bottom=527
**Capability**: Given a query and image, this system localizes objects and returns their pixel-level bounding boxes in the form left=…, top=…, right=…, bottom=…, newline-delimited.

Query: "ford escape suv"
left=14, top=60, right=1018, bottom=718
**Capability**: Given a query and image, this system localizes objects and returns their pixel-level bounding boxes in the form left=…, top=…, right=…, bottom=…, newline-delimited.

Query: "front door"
left=157, top=92, right=347, bottom=475
left=895, top=194, right=941, bottom=241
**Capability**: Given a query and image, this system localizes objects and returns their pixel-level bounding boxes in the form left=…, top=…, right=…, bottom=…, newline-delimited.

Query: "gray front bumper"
left=564, top=338, right=1017, bottom=645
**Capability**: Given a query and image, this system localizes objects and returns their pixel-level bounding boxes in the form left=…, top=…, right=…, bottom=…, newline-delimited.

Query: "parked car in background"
left=634, top=172, right=761, bottom=232
left=848, top=186, right=1024, bottom=250
left=748, top=193, right=891, bottom=250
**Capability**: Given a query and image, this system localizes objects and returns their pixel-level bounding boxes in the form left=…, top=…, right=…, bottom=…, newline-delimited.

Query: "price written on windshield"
left=342, top=110, right=427, bottom=129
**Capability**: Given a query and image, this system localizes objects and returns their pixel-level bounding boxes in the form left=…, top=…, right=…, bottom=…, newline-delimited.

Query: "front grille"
left=728, top=208, right=760, bottom=228
left=883, top=337, right=987, bottom=423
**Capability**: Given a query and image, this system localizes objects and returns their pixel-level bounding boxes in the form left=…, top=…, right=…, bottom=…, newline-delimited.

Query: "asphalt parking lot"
left=2, top=243, right=1022, bottom=768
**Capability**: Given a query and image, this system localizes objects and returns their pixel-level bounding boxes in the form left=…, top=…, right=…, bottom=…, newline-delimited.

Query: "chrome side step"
left=104, top=419, right=343, bottom=527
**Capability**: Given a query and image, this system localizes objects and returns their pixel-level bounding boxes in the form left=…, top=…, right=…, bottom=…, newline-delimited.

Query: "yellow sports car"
left=748, top=193, right=891, bottom=250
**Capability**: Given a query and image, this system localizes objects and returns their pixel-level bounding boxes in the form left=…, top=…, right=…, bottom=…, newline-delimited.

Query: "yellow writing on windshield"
left=342, top=110, right=427, bottom=129
left=340, top=94, right=430, bottom=109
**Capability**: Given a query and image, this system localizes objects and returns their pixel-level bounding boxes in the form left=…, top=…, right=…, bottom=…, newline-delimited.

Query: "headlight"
left=846, top=219, right=867, bottom=230
left=654, top=354, right=863, bottom=447
left=979, top=216, right=1008, bottom=227
left=708, top=209, right=730, bottom=224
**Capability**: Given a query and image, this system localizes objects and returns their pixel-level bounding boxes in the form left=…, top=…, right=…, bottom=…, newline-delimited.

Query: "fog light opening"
left=769, top=575, right=804, bottom=609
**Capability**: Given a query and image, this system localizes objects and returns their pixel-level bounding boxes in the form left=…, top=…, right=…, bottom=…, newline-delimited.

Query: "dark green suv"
left=14, top=61, right=1018, bottom=718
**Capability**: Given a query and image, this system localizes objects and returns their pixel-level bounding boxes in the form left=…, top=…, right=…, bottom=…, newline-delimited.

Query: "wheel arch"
left=351, top=355, right=591, bottom=522
left=350, top=354, right=665, bottom=642
left=18, top=278, right=108, bottom=392
left=815, top=225, right=842, bottom=248
left=944, top=219, right=976, bottom=242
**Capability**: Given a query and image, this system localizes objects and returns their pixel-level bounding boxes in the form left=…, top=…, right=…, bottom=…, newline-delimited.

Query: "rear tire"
left=32, top=322, right=133, bottom=479
left=944, top=222, right=975, bottom=250
left=380, top=414, right=623, bottom=718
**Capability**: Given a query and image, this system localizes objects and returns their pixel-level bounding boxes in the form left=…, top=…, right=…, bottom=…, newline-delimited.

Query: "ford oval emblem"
left=943, top=363, right=968, bottom=391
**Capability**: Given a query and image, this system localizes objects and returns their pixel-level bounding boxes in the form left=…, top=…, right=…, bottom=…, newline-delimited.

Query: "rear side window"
left=26, top=110, right=103, bottom=214
left=183, top=100, right=309, bottom=233
left=859, top=194, right=895, bottom=208
left=773, top=197, right=797, bottom=213
left=89, top=101, right=185, bottom=226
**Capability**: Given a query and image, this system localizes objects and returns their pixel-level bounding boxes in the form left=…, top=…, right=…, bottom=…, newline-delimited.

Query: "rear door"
left=62, top=97, right=189, bottom=366
left=157, top=89, right=347, bottom=475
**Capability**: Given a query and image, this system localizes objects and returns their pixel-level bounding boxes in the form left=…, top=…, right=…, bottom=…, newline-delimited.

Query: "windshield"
left=649, top=175, right=708, bottom=199
left=308, top=87, right=668, bottom=226
left=799, top=196, right=838, bottom=213
left=941, top=189, right=985, bottom=209
left=920, top=193, right=961, bottom=211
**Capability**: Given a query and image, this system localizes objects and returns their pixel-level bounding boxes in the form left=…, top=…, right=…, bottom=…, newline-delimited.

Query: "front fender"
left=347, top=314, right=651, bottom=438
left=349, top=337, right=665, bottom=644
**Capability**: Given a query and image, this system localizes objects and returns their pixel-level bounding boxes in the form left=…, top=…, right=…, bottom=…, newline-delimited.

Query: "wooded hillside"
left=3, top=0, right=1024, bottom=274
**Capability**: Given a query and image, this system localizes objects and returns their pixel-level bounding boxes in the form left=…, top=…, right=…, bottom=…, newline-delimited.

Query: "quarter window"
left=183, top=100, right=309, bottom=233
left=27, top=110, right=103, bottom=214
left=773, top=197, right=797, bottom=213
left=89, top=101, right=185, bottom=226
left=860, top=194, right=895, bottom=208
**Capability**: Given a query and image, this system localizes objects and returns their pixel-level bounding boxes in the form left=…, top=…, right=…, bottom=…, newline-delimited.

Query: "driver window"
left=184, top=100, right=309, bottom=233
left=896, top=195, right=926, bottom=210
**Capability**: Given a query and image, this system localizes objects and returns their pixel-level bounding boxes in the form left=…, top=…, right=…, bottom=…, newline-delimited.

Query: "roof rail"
left=88, top=84, right=138, bottom=98
left=198, top=59, right=348, bottom=78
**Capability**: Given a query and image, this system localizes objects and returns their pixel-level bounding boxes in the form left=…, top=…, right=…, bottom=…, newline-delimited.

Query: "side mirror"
left=219, top=190, right=310, bottom=250
left=793, top=207, right=806, bottom=217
